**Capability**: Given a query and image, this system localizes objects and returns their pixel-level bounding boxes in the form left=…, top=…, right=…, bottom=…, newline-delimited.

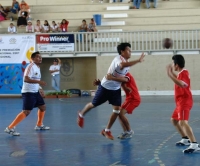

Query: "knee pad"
left=113, top=109, right=120, bottom=114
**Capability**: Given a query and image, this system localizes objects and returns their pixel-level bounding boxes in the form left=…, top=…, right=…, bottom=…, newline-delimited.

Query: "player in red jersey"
left=166, top=54, right=200, bottom=153
left=94, top=71, right=141, bottom=139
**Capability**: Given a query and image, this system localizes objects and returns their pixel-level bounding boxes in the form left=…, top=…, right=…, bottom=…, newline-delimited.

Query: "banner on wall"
left=36, top=34, right=74, bottom=52
left=0, top=34, right=35, bottom=94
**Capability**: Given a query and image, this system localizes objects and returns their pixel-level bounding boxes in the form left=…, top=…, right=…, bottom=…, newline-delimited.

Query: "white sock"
left=79, top=113, right=84, bottom=118
left=105, top=128, right=110, bottom=132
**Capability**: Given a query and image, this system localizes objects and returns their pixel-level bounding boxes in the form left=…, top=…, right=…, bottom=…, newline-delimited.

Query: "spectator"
left=26, top=20, right=34, bottom=33
left=59, top=19, right=69, bottom=32
left=17, top=5, right=29, bottom=27
left=20, top=0, right=30, bottom=13
left=42, top=20, right=50, bottom=33
left=87, top=18, right=97, bottom=32
left=0, top=6, right=7, bottom=21
left=110, top=0, right=123, bottom=3
left=8, top=23, right=17, bottom=33
left=10, top=0, right=20, bottom=14
left=146, top=0, right=157, bottom=8
left=34, top=20, right=42, bottom=33
left=77, top=20, right=87, bottom=42
left=131, top=0, right=141, bottom=9
left=50, top=21, right=58, bottom=32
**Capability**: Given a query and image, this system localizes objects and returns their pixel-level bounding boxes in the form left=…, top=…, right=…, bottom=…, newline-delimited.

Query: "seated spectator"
left=26, top=20, right=34, bottom=33
left=8, top=23, right=17, bottom=33
left=59, top=19, right=69, bottom=32
left=50, top=21, right=58, bottom=32
left=87, top=18, right=97, bottom=32
left=146, top=0, right=157, bottom=8
left=17, top=4, right=29, bottom=27
left=42, top=20, right=50, bottom=33
left=10, top=0, right=20, bottom=14
left=111, top=0, right=123, bottom=3
left=34, top=20, right=43, bottom=33
left=0, top=6, right=7, bottom=21
left=20, top=0, right=30, bottom=13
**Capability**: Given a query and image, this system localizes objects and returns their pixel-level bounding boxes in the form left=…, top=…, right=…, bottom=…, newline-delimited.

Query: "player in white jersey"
left=5, top=51, right=50, bottom=136
left=77, top=43, right=145, bottom=140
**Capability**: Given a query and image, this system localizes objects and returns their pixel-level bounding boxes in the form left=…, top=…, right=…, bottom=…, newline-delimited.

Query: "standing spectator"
left=59, top=19, right=69, bottom=32
left=42, top=20, right=50, bottom=33
left=50, top=21, right=58, bottom=32
left=10, top=0, right=20, bottom=14
left=34, top=20, right=43, bottom=33
left=146, top=0, right=157, bottom=8
left=26, top=20, right=34, bottom=33
left=87, top=18, right=97, bottom=32
left=17, top=4, right=29, bottom=27
left=20, top=0, right=30, bottom=13
left=49, top=58, right=62, bottom=92
left=8, top=23, right=17, bottom=33
left=77, top=20, right=87, bottom=42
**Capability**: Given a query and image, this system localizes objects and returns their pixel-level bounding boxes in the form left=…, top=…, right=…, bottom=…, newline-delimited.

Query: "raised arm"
left=57, top=58, right=61, bottom=65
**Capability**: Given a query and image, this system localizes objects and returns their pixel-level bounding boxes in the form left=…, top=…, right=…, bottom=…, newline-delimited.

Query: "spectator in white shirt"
left=34, top=20, right=42, bottom=33
left=49, top=58, right=62, bottom=92
left=8, top=23, right=17, bottom=33
left=26, top=20, right=34, bottom=33
left=42, top=20, right=50, bottom=33
left=50, top=21, right=58, bottom=32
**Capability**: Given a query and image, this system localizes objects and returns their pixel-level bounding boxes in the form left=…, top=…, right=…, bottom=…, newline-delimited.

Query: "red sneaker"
left=77, top=112, right=84, bottom=128
left=101, top=129, right=114, bottom=140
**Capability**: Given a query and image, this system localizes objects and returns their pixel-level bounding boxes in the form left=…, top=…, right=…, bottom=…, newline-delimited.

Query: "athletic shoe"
left=77, top=112, right=84, bottom=128
left=4, top=127, right=20, bottom=136
left=183, top=143, right=200, bottom=153
left=101, top=129, right=114, bottom=140
left=176, top=139, right=190, bottom=146
left=118, top=131, right=133, bottom=139
left=34, top=125, right=50, bottom=130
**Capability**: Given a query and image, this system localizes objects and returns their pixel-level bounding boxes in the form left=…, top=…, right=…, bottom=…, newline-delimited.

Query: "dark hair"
left=44, top=20, right=49, bottom=26
left=172, top=54, right=185, bottom=68
left=82, top=19, right=86, bottom=23
left=31, top=51, right=40, bottom=59
left=117, top=43, right=131, bottom=55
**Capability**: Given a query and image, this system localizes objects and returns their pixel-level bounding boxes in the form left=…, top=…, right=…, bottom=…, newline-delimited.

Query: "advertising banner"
left=36, top=34, right=74, bottom=52
left=0, top=34, right=35, bottom=94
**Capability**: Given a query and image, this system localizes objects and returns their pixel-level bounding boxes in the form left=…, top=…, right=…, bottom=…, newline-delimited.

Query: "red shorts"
left=121, top=99, right=140, bottom=114
left=171, top=106, right=192, bottom=121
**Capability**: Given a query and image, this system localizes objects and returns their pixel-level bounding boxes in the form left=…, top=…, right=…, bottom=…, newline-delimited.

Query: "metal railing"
left=36, top=30, right=200, bottom=55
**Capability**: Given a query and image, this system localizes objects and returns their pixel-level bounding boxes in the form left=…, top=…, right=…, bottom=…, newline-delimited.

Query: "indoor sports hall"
left=0, top=0, right=200, bottom=166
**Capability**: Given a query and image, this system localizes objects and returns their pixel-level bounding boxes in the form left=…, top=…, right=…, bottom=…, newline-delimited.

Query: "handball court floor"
left=0, top=96, right=200, bottom=166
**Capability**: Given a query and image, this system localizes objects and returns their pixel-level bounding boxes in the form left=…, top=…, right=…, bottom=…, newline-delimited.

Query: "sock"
left=36, top=110, right=45, bottom=127
left=9, top=112, right=26, bottom=129
left=182, top=136, right=189, bottom=139
left=105, top=128, right=110, bottom=132
left=79, top=113, right=83, bottom=118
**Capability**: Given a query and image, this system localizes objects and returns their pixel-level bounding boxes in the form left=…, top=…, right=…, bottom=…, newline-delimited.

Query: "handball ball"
left=163, top=38, right=173, bottom=49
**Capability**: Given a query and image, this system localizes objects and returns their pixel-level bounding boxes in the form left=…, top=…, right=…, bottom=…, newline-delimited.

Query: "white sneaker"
left=183, top=143, right=200, bottom=153
left=34, top=125, right=50, bottom=130
left=117, top=130, right=134, bottom=139
left=176, top=139, right=190, bottom=146
left=4, top=127, right=20, bottom=136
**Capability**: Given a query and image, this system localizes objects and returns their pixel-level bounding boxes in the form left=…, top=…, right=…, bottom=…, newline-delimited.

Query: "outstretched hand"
left=93, top=79, right=101, bottom=86
left=138, top=52, right=145, bottom=62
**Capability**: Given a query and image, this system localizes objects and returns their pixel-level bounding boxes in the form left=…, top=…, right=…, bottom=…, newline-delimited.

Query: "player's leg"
left=35, top=92, right=50, bottom=130
left=77, top=85, right=108, bottom=128
left=171, top=108, right=190, bottom=146
left=101, top=88, right=121, bottom=140
left=4, top=93, right=35, bottom=136
left=178, top=108, right=200, bottom=153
